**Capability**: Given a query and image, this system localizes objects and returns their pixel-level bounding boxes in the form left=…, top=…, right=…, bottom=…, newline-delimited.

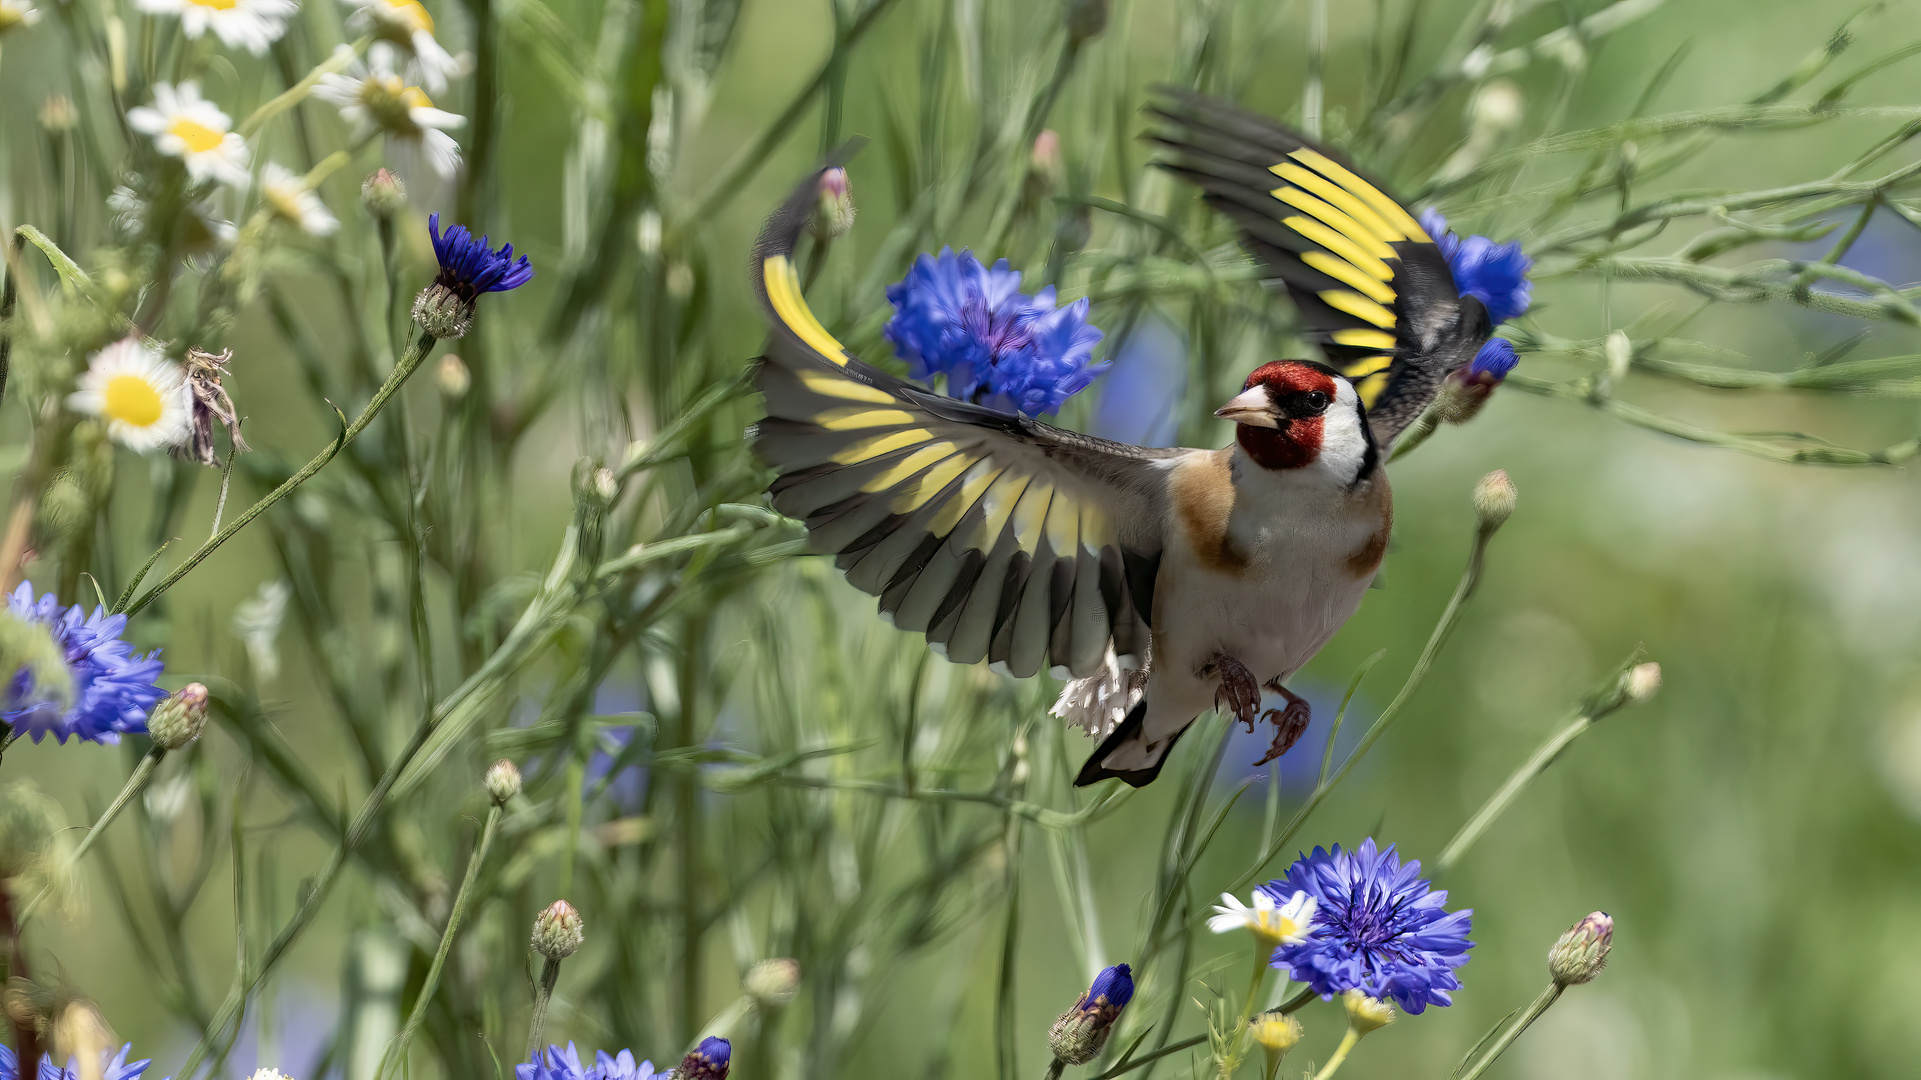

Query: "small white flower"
left=126, top=82, right=251, bottom=188
left=259, top=163, right=340, bottom=236
left=314, top=49, right=464, bottom=181
left=340, top=0, right=467, bottom=93
left=0, top=0, right=42, bottom=36
left=134, top=0, right=295, bottom=54
left=248, top=1070, right=294, bottom=1080
left=68, top=338, right=192, bottom=454
left=1208, top=889, right=1317, bottom=948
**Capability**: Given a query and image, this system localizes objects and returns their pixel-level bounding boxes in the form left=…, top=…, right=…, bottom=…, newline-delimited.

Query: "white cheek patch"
left=1318, top=382, right=1372, bottom=480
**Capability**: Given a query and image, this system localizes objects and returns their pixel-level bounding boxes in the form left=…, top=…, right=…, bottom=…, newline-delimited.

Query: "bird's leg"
left=1201, top=654, right=1261, bottom=732
left=1253, top=680, right=1311, bottom=766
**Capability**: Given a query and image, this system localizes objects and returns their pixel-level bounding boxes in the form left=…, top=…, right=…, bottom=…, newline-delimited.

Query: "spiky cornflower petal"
left=1469, top=337, right=1517, bottom=381
left=413, top=213, right=533, bottom=337
left=0, top=1041, right=154, bottom=1080
left=1419, top=209, right=1532, bottom=324
left=883, top=248, right=1106, bottom=418
left=1265, top=839, right=1473, bottom=1015
left=5, top=583, right=165, bottom=745
left=674, top=1038, right=729, bottom=1080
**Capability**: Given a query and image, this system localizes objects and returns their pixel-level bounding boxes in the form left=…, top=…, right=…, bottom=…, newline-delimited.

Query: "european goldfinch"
left=747, top=88, right=1495, bottom=787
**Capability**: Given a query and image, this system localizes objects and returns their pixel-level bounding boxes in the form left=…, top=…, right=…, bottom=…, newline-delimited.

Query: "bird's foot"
left=1203, top=654, right=1261, bottom=731
left=1253, top=682, right=1311, bottom=766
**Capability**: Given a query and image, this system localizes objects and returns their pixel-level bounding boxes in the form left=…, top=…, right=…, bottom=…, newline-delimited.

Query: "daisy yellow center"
left=167, top=118, right=225, bottom=154
left=103, top=374, right=165, bottom=427
left=1254, top=910, right=1301, bottom=943
left=381, top=0, right=434, bottom=33
left=186, top=0, right=240, bottom=8
left=400, top=86, right=433, bottom=109
left=264, top=183, right=307, bottom=222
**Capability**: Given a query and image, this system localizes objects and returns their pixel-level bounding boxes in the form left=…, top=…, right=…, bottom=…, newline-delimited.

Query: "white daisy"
left=314, top=49, right=464, bottom=181
left=340, top=0, right=466, bottom=93
left=68, top=338, right=192, bottom=454
left=0, top=0, right=42, bottom=36
left=1207, top=889, right=1317, bottom=948
left=134, top=0, right=295, bottom=54
left=126, top=82, right=251, bottom=188
left=259, top=163, right=340, bottom=236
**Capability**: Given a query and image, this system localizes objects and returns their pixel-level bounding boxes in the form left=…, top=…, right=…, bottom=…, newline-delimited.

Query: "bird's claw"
left=1210, top=655, right=1261, bottom=731
left=1252, top=698, right=1311, bottom=767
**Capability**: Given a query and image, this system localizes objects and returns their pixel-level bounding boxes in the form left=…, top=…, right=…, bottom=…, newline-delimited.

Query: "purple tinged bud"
left=812, top=168, right=856, bottom=241
left=1048, top=963, right=1133, bottom=1064
left=1548, top=911, right=1613, bottom=986
left=676, top=1037, right=730, bottom=1080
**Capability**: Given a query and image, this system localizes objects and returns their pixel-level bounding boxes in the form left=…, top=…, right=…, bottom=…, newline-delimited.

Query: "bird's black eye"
left=1304, top=390, right=1330, bottom=413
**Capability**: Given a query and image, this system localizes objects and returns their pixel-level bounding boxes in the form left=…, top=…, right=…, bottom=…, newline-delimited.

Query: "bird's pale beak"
left=1214, top=387, right=1280, bottom=428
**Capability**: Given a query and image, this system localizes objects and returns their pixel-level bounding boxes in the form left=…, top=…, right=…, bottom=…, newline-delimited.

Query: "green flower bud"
left=1472, top=469, right=1516, bottom=531
left=149, top=683, right=210, bottom=750
left=743, top=958, right=800, bottom=1007
left=484, top=759, right=521, bottom=805
left=436, top=354, right=471, bottom=398
left=532, top=900, right=584, bottom=960
left=1342, top=989, right=1394, bottom=1035
left=1548, top=911, right=1613, bottom=986
left=1065, top=0, right=1108, bottom=43
left=1623, top=663, right=1662, bottom=706
left=361, top=168, right=407, bottom=218
left=811, top=168, right=856, bottom=241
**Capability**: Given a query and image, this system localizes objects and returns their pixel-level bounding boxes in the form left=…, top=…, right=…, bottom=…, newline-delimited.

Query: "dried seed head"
left=531, top=900, right=584, bottom=960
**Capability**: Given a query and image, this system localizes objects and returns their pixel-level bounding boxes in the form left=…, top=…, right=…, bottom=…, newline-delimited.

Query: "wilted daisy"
left=134, top=0, right=295, bottom=55
left=67, top=338, right=192, bottom=454
left=0, top=0, right=41, bottom=36
left=5, top=584, right=165, bottom=745
left=1209, top=888, right=1317, bottom=949
left=259, top=163, right=340, bottom=236
left=340, top=0, right=465, bottom=93
left=126, top=82, right=250, bottom=188
left=315, top=48, right=464, bottom=181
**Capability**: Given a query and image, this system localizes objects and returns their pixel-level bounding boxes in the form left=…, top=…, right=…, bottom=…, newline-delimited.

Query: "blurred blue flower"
left=675, top=1037, right=730, bottom=1080
left=1420, top=209, right=1531, bottom=324
left=519, top=1044, right=663, bottom=1080
left=1468, top=337, right=1518, bottom=382
left=429, top=212, right=534, bottom=300
left=0, top=1043, right=153, bottom=1080
left=884, top=248, right=1106, bottom=417
left=1265, top=838, right=1472, bottom=1014
left=5, top=582, right=165, bottom=745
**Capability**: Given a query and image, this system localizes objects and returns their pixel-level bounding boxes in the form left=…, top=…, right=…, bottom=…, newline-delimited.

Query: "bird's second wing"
left=750, top=166, right=1174, bottom=680
left=1147, top=86, right=1488, bottom=445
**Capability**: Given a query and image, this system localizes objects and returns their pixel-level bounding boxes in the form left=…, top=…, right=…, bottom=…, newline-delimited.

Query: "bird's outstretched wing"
left=1147, top=86, right=1488, bottom=445
left=750, top=160, right=1174, bottom=680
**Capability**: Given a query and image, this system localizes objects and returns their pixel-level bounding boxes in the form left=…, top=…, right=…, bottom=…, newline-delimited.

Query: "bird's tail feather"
left=1074, top=700, right=1187, bottom=788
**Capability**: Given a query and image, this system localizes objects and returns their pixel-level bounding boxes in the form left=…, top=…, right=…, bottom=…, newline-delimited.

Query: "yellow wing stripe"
left=817, top=407, right=917, bottom=430
left=764, top=255, right=850, bottom=364
left=969, top=471, right=1034, bottom=551
left=1283, top=216, right=1392, bottom=282
left=862, top=444, right=961, bottom=493
left=1320, top=290, right=1397, bottom=329
left=1302, top=251, right=1394, bottom=304
left=1289, top=149, right=1430, bottom=242
left=928, top=461, right=1006, bottom=536
left=1010, top=482, right=1056, bottom=553
left=1043, top=492, right=1080, bottom=554
left=1340, top=354, right=1394, bottom=378
left=1078, top=501, right=1112, bottom=553
left=889, top=453, right=974, bottom=514
left=1356, top=372, right=1391, bottom=408
left=1332, top=329, right=1398, bottom=350
left=1273, top=188, right=1395, bottom=261
left=1270, top=162, right=1404, bottom=242
left=797, top=368, right=895, bottom=404
left=831, top=428, right=933, bottom=465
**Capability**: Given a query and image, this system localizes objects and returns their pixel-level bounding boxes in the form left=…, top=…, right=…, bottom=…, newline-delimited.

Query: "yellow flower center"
left=400, top=86, right=433, bottom=109
left=167, top=118, right=225, bottom=154
left=382, top=0, right=433, bottom=34
left=360, top=75, right=432, bottom=133
left=1252, top=911, right=1301, bottom=945
left=186, top=0, right=240, bottom=9
left=103, top=374, right=165, bottom=427
left=264, top=183, right=306, bottom=223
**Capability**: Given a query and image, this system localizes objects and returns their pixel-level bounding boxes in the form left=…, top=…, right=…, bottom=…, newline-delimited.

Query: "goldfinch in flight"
left=747, top=87, right=1523, bottom=787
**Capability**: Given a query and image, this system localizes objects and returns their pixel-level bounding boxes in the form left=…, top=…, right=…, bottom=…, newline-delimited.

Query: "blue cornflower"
left=414, top=213, right=533, bottom=338
left=884, top=248, right=1106, bottom=417
left=1468, top=337, right=1517, bottom=382
left=0, top=1043, right=154, bottom=1080
left=1048, top=963, right=1135, bottom=1065
left=520, top=1044, right=664, bottom=1080
left=674, top=1038, right=730, bottom=1080
left=5, top=583, right=164, bottom=745
left=1419, top=209, right=1531, bottom=324
left=1265, top=839, right=1473, bottom=1014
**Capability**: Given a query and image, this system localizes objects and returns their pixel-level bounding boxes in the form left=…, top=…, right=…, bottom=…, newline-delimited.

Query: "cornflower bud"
left=1065, top=0, right=1108, bottom=43
left=1342, top=989, right=1395, bottom=1035
left=675, top=1037, right=731, bottom=1080
left=1247, top=1011, right=1303, bottom=1075
left=436, top=354, right=471, bottom=398
left=485, top=759, right=521, bottom=805
left=149, top=683, right=209, bottom=750
left=1047, top=963, right=1133, bottom=1065
left=1023, top=130, right=1065, bottom=208
left=592, top=467, right=619, bottom=502
left=1472, top=469, right=1517, bottom=531
left=38, top=95, right=76, bottom=132
left=1548, top=911, right=1613, bottom=986
left=1623, top=663, right=1662, bottom=705
left=361, top=168, right=407, bottom=218
left=811, top=167, right=856, bottom=241
left=413, top=214, right=533, bottom=340
left=743, top=958, right=800, bottom=1007
left=531, top=900, right=584, bottom=960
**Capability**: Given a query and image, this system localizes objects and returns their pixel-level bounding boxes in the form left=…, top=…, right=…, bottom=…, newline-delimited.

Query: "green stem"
left=526, top=955, right=564, bottom=1060
left=1452, top=984, right=1564, bottom=1080
left=20, top=746, right=165, bottom=922
left=1435, top=715, right=1591, bottom=876
left=379, top=804, right=501, bottom=1080
left=122, top=326, right=438, bottom=616
left=1276, top=986, right=1316, bottom=1015
left=1307, top=1030, right=1359, bottom=1080
left=1235, top=944, right=1269, bottom=1029
left=1086, top=1035, right=1207, bottom=1080
left=1043, top=1059, right=1066, bottom=1080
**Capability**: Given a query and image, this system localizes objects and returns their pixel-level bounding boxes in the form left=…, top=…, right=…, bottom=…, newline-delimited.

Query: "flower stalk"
left=19, top=744, right=165, bottom=922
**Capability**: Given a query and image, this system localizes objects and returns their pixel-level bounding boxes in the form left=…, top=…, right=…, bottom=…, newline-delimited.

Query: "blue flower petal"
left=1420, top=209, right=1532, bottom=325
left=429, top=212, right=535, bottom=300
left=5, top=583, right=165, bottom=745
